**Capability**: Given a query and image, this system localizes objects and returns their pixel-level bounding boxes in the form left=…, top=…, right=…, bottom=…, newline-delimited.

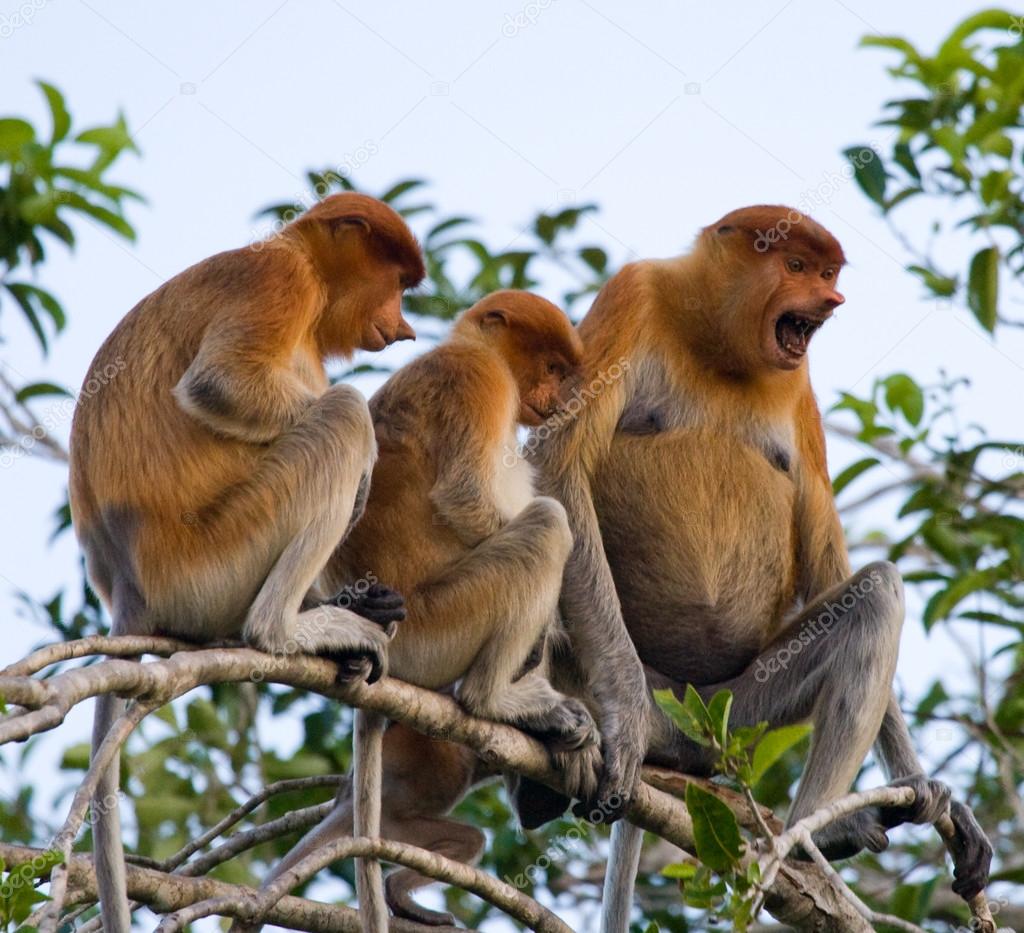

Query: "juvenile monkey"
left=69, top=193, right=423, bottom=932
left=239, top=291, right=599, bottom=929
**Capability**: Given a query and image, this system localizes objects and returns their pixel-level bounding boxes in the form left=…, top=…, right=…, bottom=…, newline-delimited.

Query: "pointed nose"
left=394, top=316, right=416, bottom=342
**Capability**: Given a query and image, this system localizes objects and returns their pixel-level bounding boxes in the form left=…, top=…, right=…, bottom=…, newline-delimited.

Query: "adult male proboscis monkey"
left=527, top=204, right=992, bottom=931
left=69, top=192, right=423, bottom=931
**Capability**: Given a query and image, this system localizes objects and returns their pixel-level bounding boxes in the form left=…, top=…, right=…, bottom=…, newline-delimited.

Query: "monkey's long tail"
left=354, top=708, right=389, bottom=932
left=600, top=820, right=644, bottom=933
left=92, top=691, right=133, bottom=933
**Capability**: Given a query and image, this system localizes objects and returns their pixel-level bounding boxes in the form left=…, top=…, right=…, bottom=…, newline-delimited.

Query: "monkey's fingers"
left=947, top=800, right=993, bottom=900
left=572, top=743, right=641, bottom=824
left=880, top=775, right=952, bottom=828
left=324, top=647, right=384, bottom=685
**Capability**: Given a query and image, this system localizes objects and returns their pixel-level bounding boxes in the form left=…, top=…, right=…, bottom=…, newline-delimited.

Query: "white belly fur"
left=493, top=432, right=537, bottom=520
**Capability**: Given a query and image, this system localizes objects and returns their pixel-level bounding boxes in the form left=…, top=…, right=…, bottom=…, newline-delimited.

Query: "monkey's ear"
left=480, top=309, right=508, bottom=329
left=327, top=215, right=372, bottom=237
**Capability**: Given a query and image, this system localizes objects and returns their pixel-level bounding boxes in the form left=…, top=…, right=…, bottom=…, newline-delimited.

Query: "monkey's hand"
left=327, top=582, right=406, bottom=637
left=572, top=716, right=646, bottom=823
left=946, top=799, right=993, bottom=900
left=521, top=698, right=599, bottom=753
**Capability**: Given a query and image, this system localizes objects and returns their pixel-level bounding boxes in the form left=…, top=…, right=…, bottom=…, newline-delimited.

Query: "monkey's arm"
left=533, top=373, right=652, bottom=814
left=795, top=392, right=853, bottom=599
left=427, top=362, right=507, bottom=547
left=174, top=252, right=323, bottom=444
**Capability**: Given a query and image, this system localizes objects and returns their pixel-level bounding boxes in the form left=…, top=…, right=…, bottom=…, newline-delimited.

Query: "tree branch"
left=0, top=639, right=994, bottom=932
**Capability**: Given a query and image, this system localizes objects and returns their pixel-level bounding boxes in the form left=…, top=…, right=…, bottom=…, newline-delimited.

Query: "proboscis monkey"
left=233, top=291, right=600, bottom=930
left=69, top=192, right=423, bottom=931
left=527, top=204, right=992, bottom=931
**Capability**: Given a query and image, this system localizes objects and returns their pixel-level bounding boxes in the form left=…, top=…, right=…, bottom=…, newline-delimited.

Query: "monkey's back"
left=330, top=342, right=509, bottom=597
left=70, top=247, right=310, bottom=526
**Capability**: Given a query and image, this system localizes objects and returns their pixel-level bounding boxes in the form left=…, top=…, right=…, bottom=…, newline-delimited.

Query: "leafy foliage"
left=0, top=81, right=140, bottom=355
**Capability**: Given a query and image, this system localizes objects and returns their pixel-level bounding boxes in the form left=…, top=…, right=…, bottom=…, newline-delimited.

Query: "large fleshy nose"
left=394, top=316, right=416, bottom=342
left=822, top=289, right=845, bottom=311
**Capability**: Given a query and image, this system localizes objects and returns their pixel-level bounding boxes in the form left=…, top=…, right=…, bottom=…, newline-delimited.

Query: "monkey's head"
left=457, top=290, right=583, bottom=426
left=290, top=193, right=424, bottom=356
left=696, top=205, right=845, bottom=375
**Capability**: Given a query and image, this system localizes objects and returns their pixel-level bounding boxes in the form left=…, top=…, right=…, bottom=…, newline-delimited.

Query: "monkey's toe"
left=325, top=647, right=384, bottom=684
left=948, top=800, right=993, bottom=900
left=880, top=774, right=951, bottom=828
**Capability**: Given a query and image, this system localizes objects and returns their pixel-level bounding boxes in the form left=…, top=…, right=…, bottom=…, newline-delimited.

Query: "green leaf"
left=14, top=382, right=72, bottom=403
left=966, top=246, right=999, bottom=331
left=750, top=724, right=812, bottom=787
left=707, top=690, right=733, bottom=748
left=685, top=783, right=744, bottom=871
left=38, top=81, right=71, bottom=143
left=842, top=145, right=887, bottom=206
left=654, top=687, right=711, bottom=745
left=832, top=456, right=881, bottom=496
left=380, top=179, right=426, bottom=203
left=579, top=246, right=608, bottom=274
left=883, top=373, right=924, bottom=425
left=0, top=118, right=35, bottom=157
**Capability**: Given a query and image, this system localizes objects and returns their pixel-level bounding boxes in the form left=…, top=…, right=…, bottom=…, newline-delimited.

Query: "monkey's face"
left=703, top=207, right=846, bottom=376
left=457, top=290, right=583, bottom=426
left=760, top=251, right=844, bottom=371
left=516, top=353, right=581, bottom=426
left=356, top=286, right=417, bottom=352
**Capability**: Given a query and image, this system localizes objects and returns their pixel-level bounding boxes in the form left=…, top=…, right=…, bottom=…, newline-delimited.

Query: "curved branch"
left=156, top=836, right=573, bottom=933
left=0, top=640, right=989, bottom=932
left=0, top=842, right=456, bottom=933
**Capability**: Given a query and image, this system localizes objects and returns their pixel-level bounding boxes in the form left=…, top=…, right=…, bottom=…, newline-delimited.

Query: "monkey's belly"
left=593, top=431, right=799, bottom=685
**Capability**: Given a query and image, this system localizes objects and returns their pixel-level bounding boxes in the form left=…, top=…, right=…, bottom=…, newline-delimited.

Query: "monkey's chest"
left=593, top=429, right=799, bottom=683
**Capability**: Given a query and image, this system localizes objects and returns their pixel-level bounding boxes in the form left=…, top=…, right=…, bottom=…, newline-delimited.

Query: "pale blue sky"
left=1, top=1, right=1019, bottom=928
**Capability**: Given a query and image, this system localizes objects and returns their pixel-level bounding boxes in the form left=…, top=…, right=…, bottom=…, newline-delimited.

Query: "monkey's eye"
left=786, top=257, right=804, bottom=273
left=822, top=267, right=836, bottom=281
left=547, top=362, right=563, bottom=377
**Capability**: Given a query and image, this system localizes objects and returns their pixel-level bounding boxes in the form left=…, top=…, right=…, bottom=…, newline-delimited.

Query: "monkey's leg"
left=395, top=497, right=595, bottom=747
left=149, top=383, right=391, bottom=674
left=707, top=561, right=908, bottom=855
left=875, top=694, right=992, bottom=898
left=384, top=818, right=486, bottom=926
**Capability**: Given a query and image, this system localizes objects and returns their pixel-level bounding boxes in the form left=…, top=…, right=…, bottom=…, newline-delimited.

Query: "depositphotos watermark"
left=753, top=568, right=886, bottom=684
left=502, top=358, right=630, bottom=468
left=752, top=146, right=879, bottom=253
left=504, top=793, right=623, bottom=889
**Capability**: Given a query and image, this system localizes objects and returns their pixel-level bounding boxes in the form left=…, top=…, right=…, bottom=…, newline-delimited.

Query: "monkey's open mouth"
left=774, top=312, right=823, bottom=360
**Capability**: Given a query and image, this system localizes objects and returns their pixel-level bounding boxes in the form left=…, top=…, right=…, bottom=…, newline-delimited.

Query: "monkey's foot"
left=385, top=876, right=457, bottom=927
left=804, top=810, right=889, bottom=861
left=518, top=698, right=599, bottom=753
left=285, top=606, right=392, bottom=684
left=877, top=774, right=951, bottom=828
left=325, top=582, right=406, bottom=636
left=947, top=800, right=993, bottom=900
